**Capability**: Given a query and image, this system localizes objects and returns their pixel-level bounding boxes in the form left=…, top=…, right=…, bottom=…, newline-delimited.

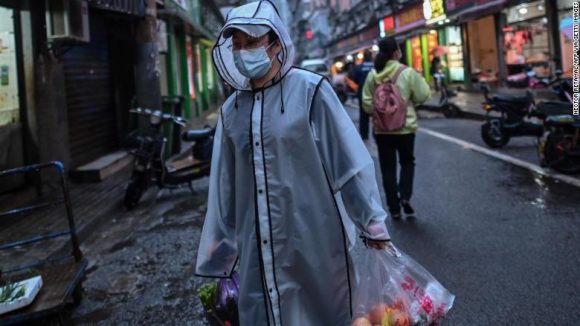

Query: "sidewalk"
left=0, top=165, right=131, bottom=274
left=0, top=106, right=222, bottom=274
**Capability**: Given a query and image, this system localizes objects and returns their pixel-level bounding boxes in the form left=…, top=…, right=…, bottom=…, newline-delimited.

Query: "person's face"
left=231, top=30, right=281, bottom=60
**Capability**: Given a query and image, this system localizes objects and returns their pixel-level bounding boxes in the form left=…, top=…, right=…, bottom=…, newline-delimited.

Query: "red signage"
left=379, top=16, right=395, bottom=37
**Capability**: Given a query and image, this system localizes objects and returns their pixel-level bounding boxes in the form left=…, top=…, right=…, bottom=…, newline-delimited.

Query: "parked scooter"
left=124, top=108, right=215, bottom=209
left=479, top=85, right=541, bottom=148
left=416, top=73, right=461, bottom=118
left=535, top=80, right=580, bottom=174
left=480, top=72, right=569, bottom=148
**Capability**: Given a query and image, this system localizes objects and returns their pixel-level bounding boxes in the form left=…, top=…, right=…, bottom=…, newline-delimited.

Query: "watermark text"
left=573, top=2, right=579, bottom=115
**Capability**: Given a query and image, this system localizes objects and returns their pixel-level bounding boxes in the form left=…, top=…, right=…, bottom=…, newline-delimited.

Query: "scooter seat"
left=535, top=101, right=572, bottom=117
left=492, top=93, right=530, bottom=104
left=182, top=127, right=214, bottom=141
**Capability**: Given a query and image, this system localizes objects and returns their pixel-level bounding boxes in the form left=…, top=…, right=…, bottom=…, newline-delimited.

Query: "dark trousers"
left=375, top=133, right=416, bottom=214
left=358, top=94, right=369, bottom=140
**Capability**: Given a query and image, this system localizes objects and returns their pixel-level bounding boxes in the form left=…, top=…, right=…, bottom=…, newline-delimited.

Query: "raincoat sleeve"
left=310, top=79, right=390, bottom=241
left=195, top=114, right=238, bottom=277
left=361, top=69, right=376, bottom=114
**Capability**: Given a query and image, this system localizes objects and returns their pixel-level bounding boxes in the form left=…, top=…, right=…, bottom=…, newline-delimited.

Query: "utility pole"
left=135, top=0, right=162, bottom=116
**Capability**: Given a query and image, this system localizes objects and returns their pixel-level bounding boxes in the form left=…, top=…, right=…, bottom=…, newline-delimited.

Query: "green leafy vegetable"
left=197, top=283, right=217, bottom=311
left=0, top=283, right=26, bottom=304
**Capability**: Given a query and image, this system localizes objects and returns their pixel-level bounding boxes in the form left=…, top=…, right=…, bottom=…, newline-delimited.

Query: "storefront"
left=556, top=0, right=575, bottom=77
left=466, top=14, right=500, bottom=83
left=502, top=0, right=552, bottom=77
left=0, top=3, right=25, bottom=191
left=159, top=0, right=223, bottom=122
left=393, top=4, right=426, bottom=75
left=0, top=6, right=19, bottom=128
left=328, top=25, right=380, bottom=76
left=444, top=25, right=465, bottom=81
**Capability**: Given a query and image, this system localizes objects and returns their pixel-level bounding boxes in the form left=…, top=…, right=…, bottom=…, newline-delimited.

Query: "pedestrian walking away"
left=196, top=1, right=393, bottom=325
left=362, top=38, right=431, bottom=219
left=348, top=50, right=375, bottom=140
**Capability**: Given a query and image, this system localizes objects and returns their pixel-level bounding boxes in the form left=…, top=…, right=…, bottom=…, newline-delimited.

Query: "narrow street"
left=61, top=101, right=580, bottom=325
left=1, top=0, right=577, bottom=325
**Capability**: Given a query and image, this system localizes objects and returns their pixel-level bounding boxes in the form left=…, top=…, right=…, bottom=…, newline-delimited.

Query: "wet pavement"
left=50, top=101, right=580, bottom=325
left=69, top=182, right=212, bottom=325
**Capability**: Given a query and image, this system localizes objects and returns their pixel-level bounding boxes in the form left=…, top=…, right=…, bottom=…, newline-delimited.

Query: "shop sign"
left=379, top=16, right=396, bottom=38
left=396, top=4, right=425, bottom=33
left=445, top=0, right=474, bottom=14
left=423, top=0, right=446, bottom=24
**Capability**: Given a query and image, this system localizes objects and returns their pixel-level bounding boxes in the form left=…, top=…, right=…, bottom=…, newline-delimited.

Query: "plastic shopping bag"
left=352, top=245, right=455, bottom=326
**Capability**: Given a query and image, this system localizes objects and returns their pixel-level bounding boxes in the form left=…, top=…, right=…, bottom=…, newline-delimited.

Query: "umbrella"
left=560, top=17, right=574, bottom=41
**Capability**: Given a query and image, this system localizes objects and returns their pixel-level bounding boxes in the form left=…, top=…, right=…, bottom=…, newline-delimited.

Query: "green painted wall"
left=200, top=44, right=209, bottom=111
left=421, top=34, right=430, bottom=81
left=406, top=39, right=412, bottom=67
left=178, top=31, right=192, bottom=120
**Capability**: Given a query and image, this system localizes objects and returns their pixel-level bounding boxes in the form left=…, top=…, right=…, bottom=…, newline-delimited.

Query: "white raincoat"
left=196, top=1, right=390, bottom=325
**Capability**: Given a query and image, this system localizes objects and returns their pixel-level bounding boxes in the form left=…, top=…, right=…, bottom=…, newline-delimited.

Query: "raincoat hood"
left=213, top=1, right=295, bottom=91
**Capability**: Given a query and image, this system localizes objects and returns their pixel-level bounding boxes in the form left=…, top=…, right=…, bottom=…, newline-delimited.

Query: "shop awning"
left=454, top=0, right=507, bottom=23
left=158, top=8, right=217, bottom=40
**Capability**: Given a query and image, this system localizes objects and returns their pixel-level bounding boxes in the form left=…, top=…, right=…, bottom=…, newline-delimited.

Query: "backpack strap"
left=390, top=65, right=407, bottom=83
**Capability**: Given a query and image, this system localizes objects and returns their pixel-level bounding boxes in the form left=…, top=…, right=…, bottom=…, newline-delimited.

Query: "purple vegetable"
left=215, top=271, right=240, bottom=326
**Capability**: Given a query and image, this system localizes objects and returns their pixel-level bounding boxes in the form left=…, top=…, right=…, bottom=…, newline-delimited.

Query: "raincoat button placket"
left=251, top=89, right=279, bottom=322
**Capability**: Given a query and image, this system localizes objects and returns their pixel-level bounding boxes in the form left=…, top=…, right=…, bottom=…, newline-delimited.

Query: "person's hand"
left=366, top=239, right=390, bottom=250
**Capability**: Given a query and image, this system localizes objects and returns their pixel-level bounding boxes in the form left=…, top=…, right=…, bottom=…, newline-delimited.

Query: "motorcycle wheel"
left=124, top=173, right=147, bottom=210
left=443, top=103, right=460, bottom=118
left=481, top=119, right=510, bottom=148
left=544, top=135, right=580, bottom=174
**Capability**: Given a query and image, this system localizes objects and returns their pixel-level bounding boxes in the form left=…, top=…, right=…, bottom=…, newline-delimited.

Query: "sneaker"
left=400, top=200, right=415, bottom=215
left=390, top=210, right=402, bottom=219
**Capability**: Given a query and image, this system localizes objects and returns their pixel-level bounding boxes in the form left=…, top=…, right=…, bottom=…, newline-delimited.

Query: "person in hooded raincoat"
left=196, top=1, right=394, bottom=325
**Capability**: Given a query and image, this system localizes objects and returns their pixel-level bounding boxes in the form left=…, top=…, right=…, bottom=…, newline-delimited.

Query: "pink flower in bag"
left=401, top=276, right=416, bottom=291
left=421, top=295, right=433, bottom=314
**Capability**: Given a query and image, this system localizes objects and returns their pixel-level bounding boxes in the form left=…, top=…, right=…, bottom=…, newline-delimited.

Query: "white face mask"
left=233, top=42, right=275, bottom=80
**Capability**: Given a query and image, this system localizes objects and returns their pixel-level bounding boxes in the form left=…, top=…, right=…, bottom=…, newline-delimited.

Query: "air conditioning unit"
left=45, top=0, right=90, bottom=43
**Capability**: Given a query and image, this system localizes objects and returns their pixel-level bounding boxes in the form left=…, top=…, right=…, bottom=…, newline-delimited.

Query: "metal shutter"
left=63, top=13, right=117, bottom=167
